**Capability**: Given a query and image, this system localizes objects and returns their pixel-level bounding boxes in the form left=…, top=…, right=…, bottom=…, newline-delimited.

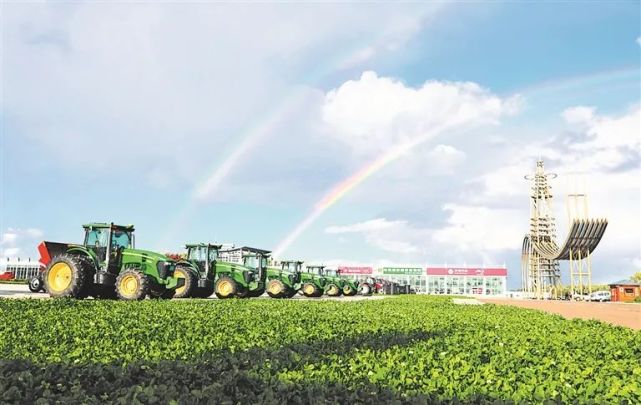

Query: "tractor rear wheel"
left=343, top=285, right=357, bottom=296
left=215, top=276, right=238, bottom=299
left=302, top=283, right=320, bottom=298
left=173, top=266, right=196, bottom=298
left=115, top=268, right=149, bottom=300
left=267, top=279, right=286, bottom=298
left=326, top=283, right=341, bottom=297
left=43, top=254, right=91, bottom=298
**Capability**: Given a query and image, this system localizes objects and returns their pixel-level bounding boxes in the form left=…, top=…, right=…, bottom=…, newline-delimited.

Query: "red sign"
left=338, top=266, right=373, bottom=275
left=426, top=267, right=507, bottom=276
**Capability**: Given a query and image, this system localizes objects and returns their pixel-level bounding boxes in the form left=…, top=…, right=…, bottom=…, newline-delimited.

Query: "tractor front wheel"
left=343, top=285, right=357, bottom=296
left=173, top=266, right=196, bottom=298
left=267, top=279, right=286, bottom=298
left=115, top=268, right=149, bottom=300
left=302, top=283, right=320, bottom=298
left=43, top=254, right=91, bottom=298
left=215, top=276, right=238, bottom=299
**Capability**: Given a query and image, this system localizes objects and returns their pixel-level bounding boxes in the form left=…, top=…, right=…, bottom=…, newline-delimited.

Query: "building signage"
left=338, top=266, right=373, bottom=275
left=426, top=267, right=507, bottom=277
left=381, top=267, right=423, bottom=275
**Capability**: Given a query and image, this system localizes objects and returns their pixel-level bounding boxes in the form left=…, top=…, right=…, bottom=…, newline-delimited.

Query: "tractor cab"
left=281, top=260, right=303, bottom=274
left=83, top=223, right=135, bottom=271
left=185, top=243, right=221, bottom=280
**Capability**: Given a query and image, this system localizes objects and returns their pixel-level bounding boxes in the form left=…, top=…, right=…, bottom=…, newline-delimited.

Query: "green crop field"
left=1, top=296, right=639, bottom=404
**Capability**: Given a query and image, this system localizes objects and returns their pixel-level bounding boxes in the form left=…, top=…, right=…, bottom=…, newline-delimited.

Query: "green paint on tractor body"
left=175, top=244, right=268, bottom=299
left=324, top=268, right=359, bottom=296
left=300, top=265, right=330, bottom=297
left=265, top=260, right=303, bottom=298
left=37, top=223, right=182, bottom=300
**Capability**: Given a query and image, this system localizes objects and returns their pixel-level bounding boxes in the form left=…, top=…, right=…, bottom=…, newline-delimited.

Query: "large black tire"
left=326, top=283, right=341, bottom=297
left=74, top=255, right=96, bottom=299
left=302, top=283, right=320, bottom=298
left=359, top=283, right=372, bottom=296
left=43, top=254, right=91, bottom=298
left=115, top=268, right=149, bottom=300
left=28, top=275, right=44, bottom=293
left=193, top=283, right=215, bottom=298
left=285, top=288, right=299, bottom=298
left=267, top=279, right=287, bottom=298
left=173, top=266, right=197, bottom=298
left=215, top=276, right=238, bottom=299
left=343, top=284, right=357, bottom=296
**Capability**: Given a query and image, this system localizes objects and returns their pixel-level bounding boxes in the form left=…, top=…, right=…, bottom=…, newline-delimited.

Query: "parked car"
left=589, top=291, right=611, bottom=302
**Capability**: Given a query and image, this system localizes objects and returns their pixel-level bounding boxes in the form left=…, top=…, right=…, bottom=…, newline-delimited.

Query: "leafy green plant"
left=0, top=296, right=639, bottom=404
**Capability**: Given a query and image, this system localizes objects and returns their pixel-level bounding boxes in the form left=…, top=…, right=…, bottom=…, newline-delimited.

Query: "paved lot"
left=480, top=298, right=641, bottom=330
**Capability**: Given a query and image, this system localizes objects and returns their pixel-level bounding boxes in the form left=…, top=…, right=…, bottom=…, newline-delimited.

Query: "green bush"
left=0, top=296, right=639, bottom=404
left=633, top=296, right=641, bottom=303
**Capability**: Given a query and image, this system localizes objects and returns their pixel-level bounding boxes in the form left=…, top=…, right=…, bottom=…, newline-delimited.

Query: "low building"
left=609, top=280, right=641, bottom=302
left=0, top=258, right=41, bottom=280
left=337, top=265, right=508, bottom=296
left=219, top=246, right=271, bottom=264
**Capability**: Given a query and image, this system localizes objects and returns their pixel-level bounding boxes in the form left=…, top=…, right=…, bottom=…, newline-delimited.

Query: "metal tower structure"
left=522, top=160, right=561, bottom=298
left=521, top=160, right=608, bottom=299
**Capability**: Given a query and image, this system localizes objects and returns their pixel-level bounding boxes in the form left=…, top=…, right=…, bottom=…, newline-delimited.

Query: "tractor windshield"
left=111, top=230, right=132, bottom=249
left=325, top=269, right=338, bottom=277
left=208, top=248, right=218, bottom=262
left=188, top=247, right=207, bottom=262
left=85, top=229, right=109, bottom=248
left=244, top=255, right=266, bottom=271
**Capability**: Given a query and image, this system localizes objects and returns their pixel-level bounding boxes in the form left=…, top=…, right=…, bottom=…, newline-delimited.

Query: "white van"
left=589, top=291, right=611, bottom=302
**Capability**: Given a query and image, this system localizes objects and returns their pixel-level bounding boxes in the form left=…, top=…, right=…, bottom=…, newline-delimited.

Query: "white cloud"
left=562, top=106, right=595, bottom=126
left=432, top=204, right=525, bottom=252
left=322, top=71, right=520, bottom=155
left=434, top=105, right=641, bottom=280
left=4, top=3, right=442, bottom=188
left=0, top=228, right=44, bottom=260
left=325, top=218, right=428, bottom=254
left=637, top=36, right=641, bottom=47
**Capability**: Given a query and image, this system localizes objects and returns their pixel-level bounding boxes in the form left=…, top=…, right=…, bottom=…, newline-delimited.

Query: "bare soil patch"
left=480, top=298, right=641, bottom=330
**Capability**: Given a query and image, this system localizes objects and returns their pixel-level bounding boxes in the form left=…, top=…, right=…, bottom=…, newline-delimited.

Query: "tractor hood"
left=122, top=248, right=174, bottom=263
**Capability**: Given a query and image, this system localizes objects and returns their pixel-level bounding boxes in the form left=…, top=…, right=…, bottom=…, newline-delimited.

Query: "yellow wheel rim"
left=268, top=281, right=282, bottom=295
left=174, top=269, right=187, bottom=295
left=218, top=280, right=233, bottom=296
left=120, top=274, right=139, bottom=296
left=329, top=285, right=338, bottom=295
left=304, top=284, right=315, bottom=295
left=345, top=286, right=353, bottom=294
left=48, top=262, right=72, bottom=293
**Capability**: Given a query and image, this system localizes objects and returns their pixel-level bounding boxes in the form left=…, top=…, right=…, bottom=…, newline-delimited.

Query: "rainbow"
left=272, top=66, right=640, bottom=257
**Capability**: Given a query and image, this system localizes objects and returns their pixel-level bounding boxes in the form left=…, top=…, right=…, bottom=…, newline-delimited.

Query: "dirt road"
left=480, top=298, right=641, bottom=330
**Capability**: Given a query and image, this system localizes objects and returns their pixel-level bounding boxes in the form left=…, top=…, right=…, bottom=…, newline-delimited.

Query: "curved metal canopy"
left=528, top=218, right=608, bottom=261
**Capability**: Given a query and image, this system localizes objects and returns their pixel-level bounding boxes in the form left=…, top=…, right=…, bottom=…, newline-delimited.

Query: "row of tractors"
left=30, top=222, right=413, bottom=300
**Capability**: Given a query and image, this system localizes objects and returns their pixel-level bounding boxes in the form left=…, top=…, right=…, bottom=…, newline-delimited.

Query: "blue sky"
left=1, top=2, right=639, bottom=288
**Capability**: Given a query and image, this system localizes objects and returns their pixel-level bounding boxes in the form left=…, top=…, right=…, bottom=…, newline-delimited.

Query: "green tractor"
left=37, top=223, right=183, bottom=300
left=265, top=260, right=303, bottom=298
left=299, top=265, right=327, bottom=297
left=173, top=244, right=269, bottom=299
left=325, top=268, right=359, bottom=296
